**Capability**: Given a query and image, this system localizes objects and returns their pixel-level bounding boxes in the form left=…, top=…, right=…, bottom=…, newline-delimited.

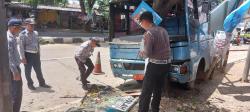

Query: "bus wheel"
left=196, top=60, right=206, bottom=81
left=186, top=81, right=195, bottom=90
left=186, top=60, right=205, bottom=89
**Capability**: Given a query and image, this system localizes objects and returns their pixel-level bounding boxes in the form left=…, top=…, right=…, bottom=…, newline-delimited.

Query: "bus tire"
left=186, top=80, right=195, bottom=90
left=186, top=60, right=206, bottom=89
left=196, top=59, right=206, bottom=81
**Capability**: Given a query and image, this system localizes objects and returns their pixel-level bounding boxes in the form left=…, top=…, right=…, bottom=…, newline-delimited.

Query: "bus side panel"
left=189, top=41, right=200, bottom=82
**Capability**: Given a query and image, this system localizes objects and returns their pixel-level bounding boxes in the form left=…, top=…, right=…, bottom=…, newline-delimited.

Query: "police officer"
left=7, top=19, right=23, bottom=112
left=75, top=37, right=100, bottom=90
left=19, top=18, right=51, bottom=90
left=138, top=12, right=171, bottom=112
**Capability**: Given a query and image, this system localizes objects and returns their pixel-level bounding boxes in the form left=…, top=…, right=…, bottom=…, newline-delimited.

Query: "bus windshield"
left=109, top=0, right=187, bottom=41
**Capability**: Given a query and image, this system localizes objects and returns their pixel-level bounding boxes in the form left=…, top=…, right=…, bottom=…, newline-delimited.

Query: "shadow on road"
left=234, top=95, right=250, bottom=102
left=116, top=80, right=142, bottom=91
left=216, top=61, right=250, bottom=102
left=31, top=87, right=55, bottom=93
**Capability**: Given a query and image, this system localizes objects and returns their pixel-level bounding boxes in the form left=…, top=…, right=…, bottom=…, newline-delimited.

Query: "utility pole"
left=0, top=0, right=13, bottom=112
left=242, top=45, right=250, bottom=82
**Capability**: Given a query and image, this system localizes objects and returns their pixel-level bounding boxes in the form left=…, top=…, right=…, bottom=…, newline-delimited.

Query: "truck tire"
left=186, top=80, right=195, bottom=90
left=186, top=60, right=205, bottom=89
left=196, top=60, right=206, bottom=81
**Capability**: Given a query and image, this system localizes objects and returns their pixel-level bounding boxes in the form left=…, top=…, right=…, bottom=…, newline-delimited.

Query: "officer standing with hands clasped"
left=7, top=19, right=23, bottom=112
left=19, top=18, right=51, bottom=90
left=138, top=11, right=171, bottom=112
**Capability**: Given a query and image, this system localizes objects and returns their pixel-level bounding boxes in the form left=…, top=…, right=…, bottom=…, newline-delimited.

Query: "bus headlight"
left=171, top=65, right=188, bottom=75
left=172, top=65, right=180, bottom=73
left=113, top=63, right=118, bottom=68
left=117, top=63, right=123, bottom=68
left=113, top=63, right=123, bottom=68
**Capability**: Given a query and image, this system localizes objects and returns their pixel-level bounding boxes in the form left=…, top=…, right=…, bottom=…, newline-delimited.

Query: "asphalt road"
left=20, top=44, right=250, bottom=112
left=21, top=44, right=125, bottom=112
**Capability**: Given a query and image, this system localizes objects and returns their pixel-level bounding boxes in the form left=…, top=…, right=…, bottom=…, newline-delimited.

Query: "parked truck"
left=108, top=0, right=242, bottom=88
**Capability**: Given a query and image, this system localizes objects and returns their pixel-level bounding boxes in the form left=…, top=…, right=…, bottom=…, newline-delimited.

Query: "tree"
left=79, top=0, right=98, bottom=32
left=55, top=0, right=68, bottom=6
left=87, top=0, right=96, bottom=13
left=79, top=0, right=86, bottom=13
left=96, top=0, right=109, bottom=18
left=79, top=0, right=97, bottom=14
left=0, top=0, right=12, bottom=112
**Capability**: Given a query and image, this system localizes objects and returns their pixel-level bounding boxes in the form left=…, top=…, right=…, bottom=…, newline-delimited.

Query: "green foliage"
left=95, top=0, right=109, bottom=18
left=96, top=0, right=109, bottom=9
left=20, top=0, right=34, bottom=5
left=79, top=0, right=109, bottom=18
left=54, top=0, right=68, bottom=6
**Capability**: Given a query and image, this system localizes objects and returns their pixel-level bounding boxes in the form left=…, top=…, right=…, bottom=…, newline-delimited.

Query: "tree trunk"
left=79, top=0, right=86, bottom=13
left=87, top=0, right=96, bottom=13
left=79, top=0, right=97, bottom=32
left=0, top=0, right=12, bottom=112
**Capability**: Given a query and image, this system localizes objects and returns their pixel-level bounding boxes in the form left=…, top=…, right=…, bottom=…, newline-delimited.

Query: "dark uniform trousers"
left=24, top=52, right=45, bottom=86
left=75, top=57, right=94, bottom=85
left=10, top=66, right=23, bottom=112
left=139, top=62, right=170, bottom=112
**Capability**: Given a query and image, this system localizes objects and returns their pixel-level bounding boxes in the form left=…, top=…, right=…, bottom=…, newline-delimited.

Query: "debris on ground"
left=60, top=95, right=83, bottom=99
left=66, top=84, right=138, bottom=112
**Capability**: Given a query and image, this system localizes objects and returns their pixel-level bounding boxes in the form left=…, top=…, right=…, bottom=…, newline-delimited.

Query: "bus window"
left=163, top=0, right=186, bottom=40
left=188, top=0, right=199, bottom=42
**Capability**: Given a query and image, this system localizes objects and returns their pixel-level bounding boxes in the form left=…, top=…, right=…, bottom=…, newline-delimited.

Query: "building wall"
left=37, top=10, right=58, bottom=25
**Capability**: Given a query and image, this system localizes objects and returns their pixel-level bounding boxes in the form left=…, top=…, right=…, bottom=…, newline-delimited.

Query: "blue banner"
left=224, top=0, right=250, bottom=32
left=131, top=1, right=162, bottom=25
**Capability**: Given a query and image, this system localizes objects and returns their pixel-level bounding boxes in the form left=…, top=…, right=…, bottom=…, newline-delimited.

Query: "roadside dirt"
left=128, top=60, right=250, bottom=112
left=27, top=44, right=250, bottom=112
left=61, top=60, right=250, bottom=112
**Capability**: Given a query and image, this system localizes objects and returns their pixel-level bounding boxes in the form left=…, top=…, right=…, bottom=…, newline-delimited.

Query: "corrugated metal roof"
left=6, top=2, right=32, bottom=9
left=37, top=5, right=81, bottom=12
left=7, top=2, right=81, bottom=12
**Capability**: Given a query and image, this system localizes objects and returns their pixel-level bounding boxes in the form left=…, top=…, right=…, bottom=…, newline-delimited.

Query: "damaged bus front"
left=109, top=0, right=241, bottom=87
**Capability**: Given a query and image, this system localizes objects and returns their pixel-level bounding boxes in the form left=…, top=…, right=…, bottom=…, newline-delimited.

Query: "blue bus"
left=108, top=0, right=242, bottom=88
